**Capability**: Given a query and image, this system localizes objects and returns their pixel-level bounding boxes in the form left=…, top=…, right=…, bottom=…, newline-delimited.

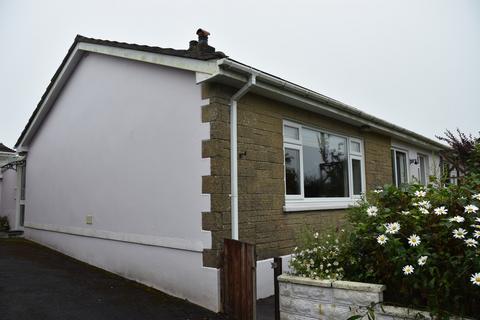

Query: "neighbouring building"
left=0, top=143, right=25, bottom=232
left=13, top=30, right=446, bottom=312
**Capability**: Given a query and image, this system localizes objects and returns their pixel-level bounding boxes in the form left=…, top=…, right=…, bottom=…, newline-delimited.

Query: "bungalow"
left=13, top=29, right=446, bottom=312
left=0, top=143, right=16, bottom=165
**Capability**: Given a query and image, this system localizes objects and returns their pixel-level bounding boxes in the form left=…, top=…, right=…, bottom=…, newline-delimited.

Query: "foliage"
left=289, top=227, right=347, bottom=280
left=0, top=216, right=9, bottom=231
left=344, top=182, right=480, bottom=318
left=436, top=129, right=480, bottom=177
left=289, top=180, right=480, bottom=318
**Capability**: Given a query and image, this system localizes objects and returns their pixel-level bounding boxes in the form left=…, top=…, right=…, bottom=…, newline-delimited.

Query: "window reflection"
left=302, top=128, right=349, bottom=197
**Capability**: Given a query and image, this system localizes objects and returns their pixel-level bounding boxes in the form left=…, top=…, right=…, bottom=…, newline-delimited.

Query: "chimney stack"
left=188, top=28, right=215, bottom=54
left=196, top=28, right=210, bottom=44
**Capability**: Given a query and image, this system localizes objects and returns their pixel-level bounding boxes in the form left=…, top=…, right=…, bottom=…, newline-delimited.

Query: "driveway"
left=0, top=238, right=227, bottom=320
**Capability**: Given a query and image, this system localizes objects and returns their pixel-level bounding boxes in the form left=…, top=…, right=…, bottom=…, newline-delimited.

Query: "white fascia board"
left=0, top=151, right=16, bottom=156
left=78, top=42, right=219, bottom=75
left=17, top=44, right=84, bottom=150
left=213, top=60, right=446, bottom=152
left=254, top=81, right=441, bottom=151
left=17, top=42, right=219, bottom=150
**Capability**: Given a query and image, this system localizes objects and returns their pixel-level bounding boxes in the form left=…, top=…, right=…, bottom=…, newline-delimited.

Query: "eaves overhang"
left=15, top=36, right=220, bottom=151
left=199, top=58, right=447, bottom=152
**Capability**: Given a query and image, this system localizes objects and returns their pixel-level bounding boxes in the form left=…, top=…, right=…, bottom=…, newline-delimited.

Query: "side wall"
left=0, top=168, right=18, bottom=229
left=23, top=53, right=220, bottom=311
left=201, top=83, right=393, bottom=269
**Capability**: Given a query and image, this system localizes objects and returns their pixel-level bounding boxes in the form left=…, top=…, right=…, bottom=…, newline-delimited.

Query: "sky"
left=0, top=0, right=479, bottom=149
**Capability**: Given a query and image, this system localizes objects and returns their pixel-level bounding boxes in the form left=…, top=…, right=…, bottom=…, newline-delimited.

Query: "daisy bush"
left=345, top=178, right=480, bottom=318
left=289, top=229, right=347, bottom=281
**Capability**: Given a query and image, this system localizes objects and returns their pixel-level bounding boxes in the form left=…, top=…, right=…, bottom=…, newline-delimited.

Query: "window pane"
left=351, top=141, right=361, bottom=153
left=302, top=128, right=349, bottom=197
left=352, top=159, right=362, bottom=195
left=20, top=165, right=26, bottom=200
left=284, top=125, right=299, bottom=140
left=19, top=205, right=25, bottom=227
left=396, top=151, right=408, bottom=185
left=285, top=148, right=301, bottom=195
left=391, top=150, right=397, bottom=186
left=418, top=155, right=427, bottom=185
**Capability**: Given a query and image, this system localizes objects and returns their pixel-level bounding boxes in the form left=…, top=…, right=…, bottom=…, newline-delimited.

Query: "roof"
left=15, top=33, right=447, bottom=151
left=213, top=59, right=447, bottom=150
left=0, top=143, right=15, bottom=153
left=15, top=35, right=226, bottom=148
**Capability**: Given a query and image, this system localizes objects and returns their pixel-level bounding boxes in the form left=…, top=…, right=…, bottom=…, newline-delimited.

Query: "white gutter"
left=230, top=74, right=256, bottom=240
left=218, top=59, right=447, bottom=151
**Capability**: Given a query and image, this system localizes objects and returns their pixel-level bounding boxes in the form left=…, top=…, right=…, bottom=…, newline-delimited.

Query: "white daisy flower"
left=434, top=206, right=448, bottom=216
left=407, top=234, right=421, bottom=247
left=464, top=204, right=479, bottom=214
left=314, top=232, right=319, bottom=239
left=418, top=256, right=428, bottom=266
left=474, top=230, right=480, bottom=239
left=415, top=190, right=426, bottom=198
left=419, top=208, right=429, bottom=215
left=377, top=234, right=388, bottom=245
left=465, top=238, right=478, bottom=247
left=452, top=228, right=468, bottom=239
left=418, top=200, right=431, bottom=209
left=402, top=265, right=414, bottom=275
left=475, top=217, right=480, bottom=223
left=373, top=189, right=383, bottom=194
left=367, top=206, right=378, bottom=217
left=385, top=222, right=401, bottom=234
left=401, top=210, right=410, bottom=215
left=471, top=273, right=480, bottom=286
left=449, top=216, right=465, bottom=223
left=472, top=194, right=480, bottom=201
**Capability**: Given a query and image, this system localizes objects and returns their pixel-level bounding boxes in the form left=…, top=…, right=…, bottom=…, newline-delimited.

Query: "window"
left=283, top=121, right=365, bottom=211
left=391, top=149, right=408, bottom=187
left=17, top=163, right=26, bottom=227
left=417, top=154, right=428, bottom=185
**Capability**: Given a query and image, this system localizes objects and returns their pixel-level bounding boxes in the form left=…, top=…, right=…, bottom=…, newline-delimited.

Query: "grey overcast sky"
left=1, top=0, right=479, bottom=148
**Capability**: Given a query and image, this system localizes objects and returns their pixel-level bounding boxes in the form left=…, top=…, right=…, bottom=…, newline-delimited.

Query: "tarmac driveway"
left=0, top=238, right=226, bottom=320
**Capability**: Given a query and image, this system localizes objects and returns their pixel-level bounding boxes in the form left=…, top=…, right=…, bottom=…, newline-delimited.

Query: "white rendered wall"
left=23, top=53, right=219, bottom=311
left=0, top=168, right=18, bottom=229
left=256, top=254, right=292, bottom=299
left=391, top=140, right=442, bottom=183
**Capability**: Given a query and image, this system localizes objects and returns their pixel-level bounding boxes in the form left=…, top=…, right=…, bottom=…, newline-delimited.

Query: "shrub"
left=436, top=129, right=480, bottom=177
left=289, top=227, right=347, bottom=280
left=344, top=182, right=480, bottom=318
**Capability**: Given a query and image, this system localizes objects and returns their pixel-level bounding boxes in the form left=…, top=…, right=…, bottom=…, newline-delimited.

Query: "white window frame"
left=417, top=153, right=429, bottom=185
left=348, top=137, right=366, bottom=199
left=283, top=143, right=304, bottom=200
left=391, top=148, right=409, bottom=187
left=15, top=163, right=26, bottom=230
left=282, top=120, right=366, bottom=212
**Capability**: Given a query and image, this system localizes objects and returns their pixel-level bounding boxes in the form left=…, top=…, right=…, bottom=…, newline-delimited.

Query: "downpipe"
left=230, top=74, right=256, bottom=240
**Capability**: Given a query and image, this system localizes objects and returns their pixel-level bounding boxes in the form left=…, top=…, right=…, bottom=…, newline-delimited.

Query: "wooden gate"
left=222, top=239, right=256, bottom=320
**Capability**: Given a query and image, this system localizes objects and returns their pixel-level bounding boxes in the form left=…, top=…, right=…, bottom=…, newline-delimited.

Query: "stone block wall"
left=201, top=83, right=393, bottom=267
left=278, top=275, right=433, bottom=320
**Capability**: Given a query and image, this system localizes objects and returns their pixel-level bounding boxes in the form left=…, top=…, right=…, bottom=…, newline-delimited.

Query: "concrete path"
left=0, top=238, right=226, bottom=320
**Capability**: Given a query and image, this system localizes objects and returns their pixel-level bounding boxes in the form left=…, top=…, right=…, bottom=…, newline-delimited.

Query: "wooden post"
left=273, top=257, right=282, bottom=320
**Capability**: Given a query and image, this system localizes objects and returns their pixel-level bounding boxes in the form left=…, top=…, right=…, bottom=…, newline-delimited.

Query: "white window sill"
left=283, top=198, right=360, bottom=212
